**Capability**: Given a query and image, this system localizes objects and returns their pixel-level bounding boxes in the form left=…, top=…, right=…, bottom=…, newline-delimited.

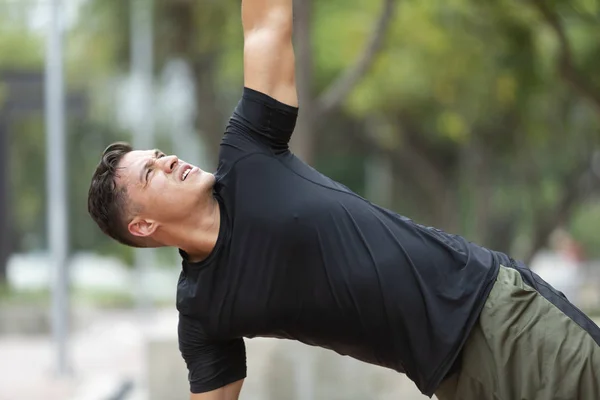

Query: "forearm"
left=242, top=0, right=293, bottom=34
left=190, top=379, right=244, bottom=400
left=241, top=0, right=297, bottom=107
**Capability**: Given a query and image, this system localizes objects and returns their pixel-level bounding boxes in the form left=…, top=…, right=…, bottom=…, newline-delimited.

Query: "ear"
left=128, top=217, right=159, bottom=238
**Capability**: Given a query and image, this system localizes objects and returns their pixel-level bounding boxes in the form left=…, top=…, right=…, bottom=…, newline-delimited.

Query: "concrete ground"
left=0, top=308, right=431, bottom=400
left=0, top=310, right=146, bottom=400
left=3, top=307, right=597, bottom=400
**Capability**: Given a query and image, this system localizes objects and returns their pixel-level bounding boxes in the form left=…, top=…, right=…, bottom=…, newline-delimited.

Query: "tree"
left=292, top=0, right=397, bottom=163
left=65, top=0, right=600, bottom=263
left=0, top=6, right=46, bottom=282
left=339, top=0, right=600, bottom=259
left=150, top=0, right=397, bottom=165
left=530, top=0, right=600, bottom=114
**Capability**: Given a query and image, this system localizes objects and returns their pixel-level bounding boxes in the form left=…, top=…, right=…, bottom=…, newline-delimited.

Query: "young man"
left=88, top=0, right=600, bottom=399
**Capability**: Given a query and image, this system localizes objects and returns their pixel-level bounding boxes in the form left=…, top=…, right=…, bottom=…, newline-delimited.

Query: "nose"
left=159, top=155, right=179, bottom=173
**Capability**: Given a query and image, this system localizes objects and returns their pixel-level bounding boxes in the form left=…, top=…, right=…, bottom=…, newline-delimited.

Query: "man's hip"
left=435, top=264, right=600, bottom=400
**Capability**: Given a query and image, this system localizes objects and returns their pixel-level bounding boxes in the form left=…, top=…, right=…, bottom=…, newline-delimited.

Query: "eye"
left=145, top=153, right=165, bottom=182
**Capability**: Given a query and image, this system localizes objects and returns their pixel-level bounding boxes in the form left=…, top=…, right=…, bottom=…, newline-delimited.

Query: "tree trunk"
left=291, top=0, right=315, bottom=163
left=292, top=0, right=397, bottom=164
left=466, top=139, right=492, bottom=245
left=487, top=214, right=518, bottom=255
left=192, top=56, right=226, bottom=167
left=365, top=153, right=394, bottom=209
left=0, top=115, right=9, bottom=282
left=524, top=165, right=598, bottom=263
left=158, top=0, right=225, bottom=168
left=531, top=0, right=600, bottom=114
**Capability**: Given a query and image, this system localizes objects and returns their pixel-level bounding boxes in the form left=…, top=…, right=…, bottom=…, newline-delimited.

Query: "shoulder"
left=216, top=127, right=271, bottom=183
left=216, top=147, right=285, bottom=189
left=221, top=88, right=298, bottom=154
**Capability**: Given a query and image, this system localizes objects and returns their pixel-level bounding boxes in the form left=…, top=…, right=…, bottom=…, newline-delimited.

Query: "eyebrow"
left=139, top=149, right=162, bottom=184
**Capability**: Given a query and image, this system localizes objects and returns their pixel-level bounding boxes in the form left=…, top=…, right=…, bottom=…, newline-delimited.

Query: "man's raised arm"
left=189, top=379, right=244, bottom=400
left=242, top=0, right=297, bottom=107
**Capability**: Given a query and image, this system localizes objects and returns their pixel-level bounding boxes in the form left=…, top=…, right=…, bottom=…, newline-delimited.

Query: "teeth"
left=183, top=169, right=190, bottom=180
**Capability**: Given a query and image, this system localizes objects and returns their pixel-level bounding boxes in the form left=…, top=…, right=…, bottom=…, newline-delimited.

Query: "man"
left=87, top=0, right=600, bottom=399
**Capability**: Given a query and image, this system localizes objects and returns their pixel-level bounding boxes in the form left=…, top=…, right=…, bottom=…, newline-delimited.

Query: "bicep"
left=178, top=314, right=247, bottom=396
left=243, top=21, right=297, bottom=107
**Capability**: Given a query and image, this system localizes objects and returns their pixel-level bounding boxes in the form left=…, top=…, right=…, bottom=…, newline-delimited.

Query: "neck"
left=163, top=196, right=221, bottom=263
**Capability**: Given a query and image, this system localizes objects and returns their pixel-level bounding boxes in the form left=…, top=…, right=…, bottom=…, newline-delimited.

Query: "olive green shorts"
left=435, top=265, right=600, bottom=400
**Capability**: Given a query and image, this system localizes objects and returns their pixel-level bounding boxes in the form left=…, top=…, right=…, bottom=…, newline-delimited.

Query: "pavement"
left=0, top=308, right=431, bottom=400
left=4, top=307, right=597, bottom=400
left=0, top=310, right=147, bottom=400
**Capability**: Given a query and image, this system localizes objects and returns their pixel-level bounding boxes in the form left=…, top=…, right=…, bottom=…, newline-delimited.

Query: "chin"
left=199, top=170, right=215, bottom=185
left=194, top=171, right=216, bottom=193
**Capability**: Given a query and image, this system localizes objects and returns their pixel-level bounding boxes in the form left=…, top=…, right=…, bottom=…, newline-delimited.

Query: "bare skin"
left=116, top=149, right=220, bottom=262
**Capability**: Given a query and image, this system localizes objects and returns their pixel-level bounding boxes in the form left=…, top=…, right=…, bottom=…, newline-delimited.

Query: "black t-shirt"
left=177, top=88, right=502, bottom=396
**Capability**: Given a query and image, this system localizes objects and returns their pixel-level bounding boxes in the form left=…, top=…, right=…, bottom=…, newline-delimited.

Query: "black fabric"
left=178, top=314, right=247, bottom=394
left=177, top=87, right=501, bottom=396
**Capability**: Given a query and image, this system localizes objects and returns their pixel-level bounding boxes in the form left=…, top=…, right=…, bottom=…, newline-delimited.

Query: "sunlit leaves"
left=0, top=32, right=43, bottom=69
left=2, top=0, right=597, bottom=259
left=496, top=73, right=518, bottom=107
left=436, top=111, right=469, bottom=143
left=312, top=0, right=379, bottom=89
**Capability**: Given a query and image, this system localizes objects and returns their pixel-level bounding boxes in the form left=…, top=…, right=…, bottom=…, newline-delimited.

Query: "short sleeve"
left=225, top=87, right=299, bottom=153
left=178, top=313, right=247, bottom=394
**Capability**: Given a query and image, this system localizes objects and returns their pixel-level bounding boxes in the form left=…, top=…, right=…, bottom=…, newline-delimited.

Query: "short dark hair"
left=88, top=142, right=146, bottom=248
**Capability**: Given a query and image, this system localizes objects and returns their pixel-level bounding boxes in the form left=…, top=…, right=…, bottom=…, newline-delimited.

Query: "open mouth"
left=181, top=165, right=193, bottom=181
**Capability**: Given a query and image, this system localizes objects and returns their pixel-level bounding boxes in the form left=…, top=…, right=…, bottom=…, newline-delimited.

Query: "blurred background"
left=1, top=0, right=599, bottom=399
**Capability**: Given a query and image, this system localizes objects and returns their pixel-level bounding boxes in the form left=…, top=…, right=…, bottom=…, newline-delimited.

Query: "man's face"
left=116, top=149, right=215, bottom=239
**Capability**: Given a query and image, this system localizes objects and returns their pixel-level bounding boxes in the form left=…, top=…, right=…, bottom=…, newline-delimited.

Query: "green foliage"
left=0, top=5, right=43, bottom=70
left=0, top=283, right=50, bottom=306
left=9, top=118, right=47, bottom=252
left=0, top=32, right=42, bottom=69
left=71, top=288, right=136, bottom=309
left=320, top=0, right=600, bottom=255
left=68, top=0, right=131, bottom=79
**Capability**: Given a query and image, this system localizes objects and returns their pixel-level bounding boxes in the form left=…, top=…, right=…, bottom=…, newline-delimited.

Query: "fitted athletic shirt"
left=177, top=88, right=505, bottom=397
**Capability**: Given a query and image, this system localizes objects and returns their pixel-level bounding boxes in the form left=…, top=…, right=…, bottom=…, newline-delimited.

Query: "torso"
left=177, top=134, right=501, bottom=395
